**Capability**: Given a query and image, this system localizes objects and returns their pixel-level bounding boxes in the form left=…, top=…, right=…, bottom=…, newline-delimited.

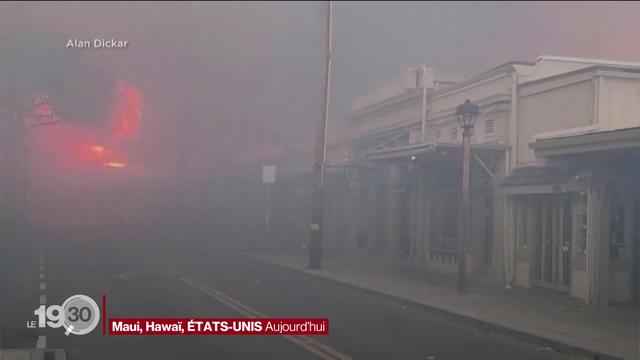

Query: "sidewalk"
left=241, top=251, right=639, bottom=360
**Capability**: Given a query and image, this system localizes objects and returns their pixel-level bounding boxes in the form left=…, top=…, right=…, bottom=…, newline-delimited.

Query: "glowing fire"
left=104, top=161, right=127, bottom=168
left=75, top=141, right=127, bottom=169
left=67, top=80, right=140, bottom=171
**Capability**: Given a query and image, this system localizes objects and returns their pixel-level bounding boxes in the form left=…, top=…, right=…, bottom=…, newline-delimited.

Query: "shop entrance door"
left=535, top=197, right=572, bottom=291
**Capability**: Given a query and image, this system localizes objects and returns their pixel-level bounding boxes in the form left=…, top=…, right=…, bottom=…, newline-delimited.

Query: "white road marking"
left=36, top=335, right=46, bottom=349
left=182, top=277, right=351, bottom=360
left=37, top=249, right=48, bottom=351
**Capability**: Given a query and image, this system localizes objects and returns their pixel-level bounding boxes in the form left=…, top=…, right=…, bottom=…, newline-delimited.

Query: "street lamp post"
left=456, top=99, right=479, bottom=292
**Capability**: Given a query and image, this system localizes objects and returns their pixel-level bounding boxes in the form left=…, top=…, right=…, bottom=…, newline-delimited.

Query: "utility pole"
left=420, top=65, right=428, bottom=142
left=309, top=1, right=332, bottom=269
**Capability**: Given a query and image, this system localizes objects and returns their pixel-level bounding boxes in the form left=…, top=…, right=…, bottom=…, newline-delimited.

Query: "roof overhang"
left=530, top=127, right=640, bottom=157
left=365, top=141, right=509, bottom=161
left=496, top=166, right=587, bottom=195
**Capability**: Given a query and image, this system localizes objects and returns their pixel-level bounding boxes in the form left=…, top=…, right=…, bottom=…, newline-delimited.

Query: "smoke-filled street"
left=2, top=233, right=580, bottom=360
left=1, top=2, right=639, bottom=360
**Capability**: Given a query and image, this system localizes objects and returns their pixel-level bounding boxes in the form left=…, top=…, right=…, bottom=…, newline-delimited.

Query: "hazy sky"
left=2, top=1, right=640, bottom=175
left=331, top=1, right=640, bottom=115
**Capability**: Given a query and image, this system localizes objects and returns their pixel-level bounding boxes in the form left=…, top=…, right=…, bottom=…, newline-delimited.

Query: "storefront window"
left=610, top=195, right=626, bottom=260
left=514, top=198, right=528, bottom=250
left=483, top=197, right=493, bottom=266
left=575, top=193, right=587, bottom=256
left=443, top=194, right=458, bottom=250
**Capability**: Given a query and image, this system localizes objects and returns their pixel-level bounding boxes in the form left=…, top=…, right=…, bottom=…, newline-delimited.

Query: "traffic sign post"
left=262, top=166, right=276, bottom=242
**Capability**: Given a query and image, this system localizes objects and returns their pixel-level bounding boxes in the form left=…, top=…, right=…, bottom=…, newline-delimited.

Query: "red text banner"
left=109, top=318, right=329, bottom=336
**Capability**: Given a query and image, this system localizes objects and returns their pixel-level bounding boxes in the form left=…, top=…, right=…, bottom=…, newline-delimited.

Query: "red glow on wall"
left=112, top=81, right=141, bottom=138
left=74, top=139, right=105, bottom=164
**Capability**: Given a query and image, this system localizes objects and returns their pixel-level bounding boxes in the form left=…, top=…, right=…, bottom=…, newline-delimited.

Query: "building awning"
left=364, top=141, right=509, bottom=161
left=530, top=127, right=640, bottom=157
left=499, top=166, right=575, bottom=186
left=497, top=166, right=586, bottom=195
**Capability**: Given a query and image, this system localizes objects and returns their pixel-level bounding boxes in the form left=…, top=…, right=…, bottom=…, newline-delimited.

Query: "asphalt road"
left=1, top=231, right=586, bottom=360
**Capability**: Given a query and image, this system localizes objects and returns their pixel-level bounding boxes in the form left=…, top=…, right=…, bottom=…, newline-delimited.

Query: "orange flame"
left=104, top=161, right=127, bottom=168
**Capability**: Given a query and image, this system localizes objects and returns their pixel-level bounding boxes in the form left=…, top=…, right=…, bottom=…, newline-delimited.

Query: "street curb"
left=239, top=252, right=625, bottom=360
